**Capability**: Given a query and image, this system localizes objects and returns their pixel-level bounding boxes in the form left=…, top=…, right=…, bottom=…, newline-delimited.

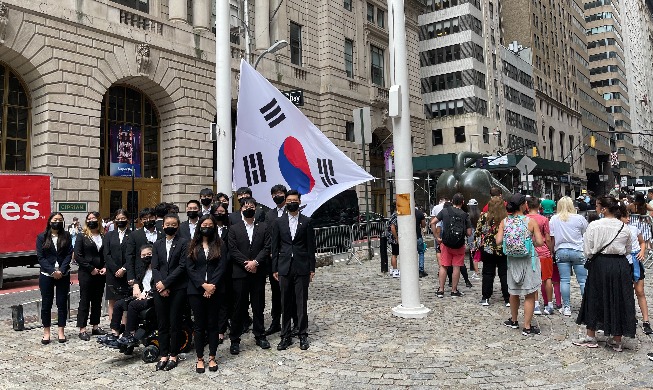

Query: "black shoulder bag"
left=584, top=223, right=625, bottom=270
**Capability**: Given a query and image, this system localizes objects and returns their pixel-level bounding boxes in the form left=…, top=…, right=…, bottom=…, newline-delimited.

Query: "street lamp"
left=254, top=40, right=289, bottom=70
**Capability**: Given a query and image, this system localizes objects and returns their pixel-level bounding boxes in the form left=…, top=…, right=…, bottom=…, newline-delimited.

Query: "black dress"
left=576, top=254, right=637, bottom=337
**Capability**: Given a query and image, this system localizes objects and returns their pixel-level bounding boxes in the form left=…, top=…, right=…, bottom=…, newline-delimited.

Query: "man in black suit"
left=125, top=208, right=163, bottom=286
left=199, top=188, right=214, bottom=215
left=271, top=189, right=316, bottom=351
left=229, top=187, right=265, bottom=225
left=227, top=198, right=271, bottom=354
left=178, top=200, right=200, bottom=240
left=264, top=184, right=297, bottom=336
left=151, top=214, right=189, bottom=371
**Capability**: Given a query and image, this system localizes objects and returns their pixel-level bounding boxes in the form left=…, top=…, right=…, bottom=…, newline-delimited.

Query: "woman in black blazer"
left=187, top=214, right=226, bottom=373
left=75, top=211, right=107, bottom=341
left=152, top=213, right=189, bottom=371
left=36, top=212, right=73, bottom=344
left=103, top=209, right=131, bottom=321
left=211, top=203, right=231, bottom=343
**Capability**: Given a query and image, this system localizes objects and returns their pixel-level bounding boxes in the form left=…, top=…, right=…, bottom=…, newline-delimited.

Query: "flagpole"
left=388, top=0, right=429, bottom=318
left=216, top=0, right=233, bottom=212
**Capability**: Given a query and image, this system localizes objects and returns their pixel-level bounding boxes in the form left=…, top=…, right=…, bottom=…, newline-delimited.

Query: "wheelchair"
left=113, top=299, right=194, bottom=363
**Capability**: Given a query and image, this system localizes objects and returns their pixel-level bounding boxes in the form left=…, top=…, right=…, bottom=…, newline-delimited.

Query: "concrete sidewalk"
left=0, top=250, right=652, bottom=389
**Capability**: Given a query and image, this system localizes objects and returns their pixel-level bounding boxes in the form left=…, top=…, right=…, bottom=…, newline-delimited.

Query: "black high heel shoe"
left=208, top=357, right=218, bottom=372
left=41, top=338, right=51, bottom=345
left=196, top=358, right=205, bottom=374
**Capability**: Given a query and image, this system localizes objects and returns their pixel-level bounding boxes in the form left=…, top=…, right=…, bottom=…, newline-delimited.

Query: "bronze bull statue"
left=435, top=152, right=511, bottom=208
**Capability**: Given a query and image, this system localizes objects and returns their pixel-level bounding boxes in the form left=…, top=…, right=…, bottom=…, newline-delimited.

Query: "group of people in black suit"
left=36, top=185, right=316, bottom=373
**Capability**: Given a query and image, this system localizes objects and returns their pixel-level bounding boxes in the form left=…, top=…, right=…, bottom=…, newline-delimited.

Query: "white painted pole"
left=216, top=0, right=233, bottom=212
left=243, top=0, right=251, bottom=63
left=388, top=0, right=429, bottom=318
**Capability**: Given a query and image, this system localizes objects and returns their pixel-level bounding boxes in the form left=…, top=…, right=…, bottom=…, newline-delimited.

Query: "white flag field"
left=233, top=60, right=373, bottom=216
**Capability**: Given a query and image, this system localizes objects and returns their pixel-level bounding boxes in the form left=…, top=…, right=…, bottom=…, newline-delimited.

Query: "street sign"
left=516, top=156, right=537, bottom=174
left=282, top=89, right=304, bottom=106
left=353, top=107, right=372, bottom=144
left=58, top=202, right=87, bottom=212
left=620, top=176, right=627, bottom=187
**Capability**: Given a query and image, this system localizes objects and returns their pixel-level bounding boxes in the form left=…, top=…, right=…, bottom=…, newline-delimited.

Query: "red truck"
left=0, top=173, right=52, bottom=288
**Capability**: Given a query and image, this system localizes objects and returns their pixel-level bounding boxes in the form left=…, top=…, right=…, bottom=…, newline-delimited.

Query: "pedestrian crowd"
left=387, top=187, right=653, bottom=361
left=35, top=185, right=316, bottom=373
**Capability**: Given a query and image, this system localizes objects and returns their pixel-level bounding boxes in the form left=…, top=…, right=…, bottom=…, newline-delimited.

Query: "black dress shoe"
left=299, top=336, right=309, bottom=350
left=91, top=327, right=107, bottom=336
left=264, top=324, right=281, bottom=336
left=78, top=332, right=90, bottom=341
left=155, top=360, right=168, bottom=371
left=163, top=359, right=178, bottom=371
left=229, top=342, right=240, bottom=355
left=255, top=337, right=271, bottom=349
left=276, top=337, right=292, bottom=351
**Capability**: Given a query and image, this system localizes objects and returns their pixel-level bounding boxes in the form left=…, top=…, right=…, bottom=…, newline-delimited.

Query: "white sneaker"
left=560, top=306, right=571, bottom=316
left=470, top=272, right=481, bottom=280
left=392, top=269, right=400, bottom=278
left=542, top=306, right=554, bottom=315
left=534, top=305, right=542, bottom=315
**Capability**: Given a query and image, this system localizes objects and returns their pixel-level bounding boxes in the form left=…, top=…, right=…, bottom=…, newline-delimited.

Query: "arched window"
left=0, top=63, right=30, bottom=171
left=99, top=85, right=159, bottom=178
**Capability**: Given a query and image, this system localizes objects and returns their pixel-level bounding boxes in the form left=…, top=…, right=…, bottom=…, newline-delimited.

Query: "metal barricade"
left=347, top=221, right=386, bottom=265
left=313, top=224, right=352, bottom=257
left=629, top=214, right=653, bottom=269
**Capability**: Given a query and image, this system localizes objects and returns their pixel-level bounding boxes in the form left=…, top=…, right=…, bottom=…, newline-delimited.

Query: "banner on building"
left=234, top=60, right=374, bottom=216
left=109, top=124, right=141, bottom=177
left=0, top=174, right=51, bottom=255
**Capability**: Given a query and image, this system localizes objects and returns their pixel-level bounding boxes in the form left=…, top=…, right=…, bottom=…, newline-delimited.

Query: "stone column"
left=168, top=0, right=187, bottom=23
left=193, top=0, right=211, bottom=31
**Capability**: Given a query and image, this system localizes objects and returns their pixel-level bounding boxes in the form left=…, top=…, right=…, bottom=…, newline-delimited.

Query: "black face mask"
left=286, top=202, right=300, bottom=212
left=50, top=221, right=64, bottom=231
left=199, top=227, right=215, bottom=238
left=164, top=226, right=178, bottom=236
left=86, top=221, right=99, bottom=230
left=187, top=211, right=199, bottom=220
left=116, top=220, right=129, bottom=229
left=201, top=198, right=212, bottom=207
left=242, top=208, right=256, bottom=219
left=143, top=220, right=156, bottom=229
left=141, top=255, right=152, bottom=265
left=273, top=195, right=285, bottom=205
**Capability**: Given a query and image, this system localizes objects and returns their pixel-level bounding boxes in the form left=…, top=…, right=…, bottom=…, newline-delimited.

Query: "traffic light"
left=590, top=135, right=596, bottom=148
left=532, top=146, right=538, bottom=157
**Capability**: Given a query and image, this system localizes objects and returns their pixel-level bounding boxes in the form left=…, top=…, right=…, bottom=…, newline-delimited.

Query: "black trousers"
left=153, top=289, right=187, bottom=357
left=447, top=264, right=470, bottom=283
left=217, top=275, right=233, bottom=334
left=481, top=252, right=509, bottom=302
left=188, top=293, right=220, bottom=357
left=39, top=274, right=70, bottom=327
left=269, top=272, right=282, bottom=326
left=111, top=296, right=152, bottom=334
left=230, top=275, right=266, bottom=342
left=76, top=271, right=105, bottom=328
left=279, top=271, right=310, bottom=338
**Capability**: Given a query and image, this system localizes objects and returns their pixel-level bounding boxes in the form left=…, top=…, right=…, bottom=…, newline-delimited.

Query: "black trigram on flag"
left=259, top=98, right=286, bottom=128
left=318, top=158, right=338, bottom=187
left=243, top=152, right=267, bottom=186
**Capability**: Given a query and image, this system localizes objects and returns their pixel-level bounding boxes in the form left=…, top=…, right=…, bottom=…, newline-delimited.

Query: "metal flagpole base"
left=391, top=304, right=430, bottom=319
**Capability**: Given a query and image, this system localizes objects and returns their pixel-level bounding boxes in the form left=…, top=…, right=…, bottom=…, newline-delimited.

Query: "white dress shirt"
left=91, top=234, right=103, bottom=250
left=41, top=234, right=61, bottom=277
left=165, top=237, right=174, bottom=261
left=277, top=206, right=285, bottom=218
left=288, top=213, right=299, bottom=240
left=145, top=228, right=158, bottom=243
left=142, top=269, right=153, bottom=293
left=188, top=220, right=198, bottom=238
left=245, top=220, right=255, bottom=244
left=118, top=228, right=127, bottom=244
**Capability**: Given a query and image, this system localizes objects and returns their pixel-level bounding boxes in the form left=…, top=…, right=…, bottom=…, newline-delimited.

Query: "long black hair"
left=42, top=212, right=70, bottom=251
left=188, top=214, right=222, bottom=261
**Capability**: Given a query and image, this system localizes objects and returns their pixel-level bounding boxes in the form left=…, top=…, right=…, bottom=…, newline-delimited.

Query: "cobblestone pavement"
left=1, top=250, right=653, bottom=389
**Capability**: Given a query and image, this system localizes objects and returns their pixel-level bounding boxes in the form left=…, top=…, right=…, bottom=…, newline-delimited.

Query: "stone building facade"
left=0, top=0, right=426, bottom=220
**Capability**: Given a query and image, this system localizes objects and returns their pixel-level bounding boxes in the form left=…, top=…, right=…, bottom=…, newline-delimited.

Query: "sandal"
left=208, top=357, right=218, bottom=372
left=196, top=358, right=205, bottom=374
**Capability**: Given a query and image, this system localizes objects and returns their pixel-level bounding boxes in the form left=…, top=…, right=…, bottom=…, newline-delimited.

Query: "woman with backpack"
left=496, top=194, right=544, bottom=336
left=475, top=197, right=510, bottom=307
